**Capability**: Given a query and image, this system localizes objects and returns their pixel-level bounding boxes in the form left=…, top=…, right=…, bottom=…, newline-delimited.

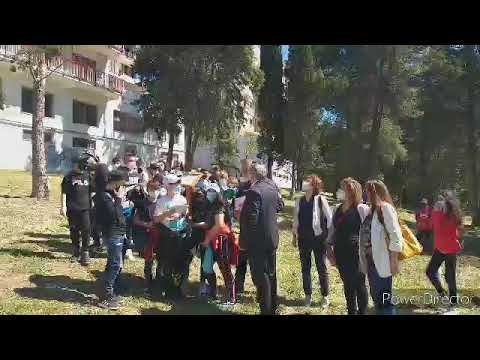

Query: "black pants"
left=90, top=208, right=102, bottom=247
left=417, top=231, right=433, bottom=253
left=67, top=209, right=91, bottom=253
left=335, top=245, right=368, bottom=315
left=235, top=249, right=249, bottom=292
left=426, top=249, right=457, bottom=303
left=249, top=249, right=277, bottom=315
left=298, top=235, right=329, bottom=297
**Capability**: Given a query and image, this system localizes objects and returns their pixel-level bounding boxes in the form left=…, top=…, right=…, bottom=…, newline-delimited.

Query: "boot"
left=80, top=250, right=90, bottom=266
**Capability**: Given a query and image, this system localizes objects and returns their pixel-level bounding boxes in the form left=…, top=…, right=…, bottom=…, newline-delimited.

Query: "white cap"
left=163, top=173, right=180, bottom=185
left=206, top=182, right=221, bottom=194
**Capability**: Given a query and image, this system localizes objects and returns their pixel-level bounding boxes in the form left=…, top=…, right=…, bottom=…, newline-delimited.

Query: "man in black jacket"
left=96, top=170, right=127, bottom=310
left=240, top=163, right=283, bottom=315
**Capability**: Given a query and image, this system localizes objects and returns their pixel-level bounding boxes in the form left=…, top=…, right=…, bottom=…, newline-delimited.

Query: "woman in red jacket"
left=426, top=191, right=463, bottom=307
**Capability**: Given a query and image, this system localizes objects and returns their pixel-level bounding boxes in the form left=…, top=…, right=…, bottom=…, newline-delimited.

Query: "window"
left=73, top=100, right=97, bottom=126
left=72, top=137, right=96, bottom=150
left=122, top=64, right=132, bottom=77
left=113, top=110, right=142, bottom=133
left=22, top=129, right=32, bottom=141
left=21, top=87, right=54, bottom=117
left=22, top=129, right=53, bottom=142
left=125, top=145, right=137, bottom=156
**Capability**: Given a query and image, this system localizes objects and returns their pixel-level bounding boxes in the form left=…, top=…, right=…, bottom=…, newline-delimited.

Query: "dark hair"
left=206, top=191, right=230, bottom=225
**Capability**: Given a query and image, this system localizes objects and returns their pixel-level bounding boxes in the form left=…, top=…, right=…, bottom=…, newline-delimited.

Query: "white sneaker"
left=320, top=296, right=330, bottom=309
left=125, top=249, right=135, bottom=261
left=305, top=294, right=312, bottom=307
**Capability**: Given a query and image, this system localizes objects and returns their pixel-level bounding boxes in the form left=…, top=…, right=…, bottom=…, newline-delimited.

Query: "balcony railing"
left=109, top=45, right=136, bottom=59
left=0, top=46, right=126, bottom=94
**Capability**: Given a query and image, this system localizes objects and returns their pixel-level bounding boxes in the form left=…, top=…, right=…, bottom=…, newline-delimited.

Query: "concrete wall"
left=0, top=55, right=184, bottom=173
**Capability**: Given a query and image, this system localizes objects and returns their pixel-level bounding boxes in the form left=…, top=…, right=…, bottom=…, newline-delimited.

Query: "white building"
left=0, top=45, right=185, bottom=173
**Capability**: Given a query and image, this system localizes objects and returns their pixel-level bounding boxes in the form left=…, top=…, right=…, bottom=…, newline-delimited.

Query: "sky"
left=281, top=45, right=289, bottom=62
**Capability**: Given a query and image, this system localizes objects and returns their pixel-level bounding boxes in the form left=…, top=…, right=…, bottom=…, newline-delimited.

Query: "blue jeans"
left=366, top=256, right=396, bottom=315
left=104, top=235, right=124, bottom=297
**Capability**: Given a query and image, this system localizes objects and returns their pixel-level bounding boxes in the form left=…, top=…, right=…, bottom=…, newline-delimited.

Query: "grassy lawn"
left=0, top=170, right=479, bottom=315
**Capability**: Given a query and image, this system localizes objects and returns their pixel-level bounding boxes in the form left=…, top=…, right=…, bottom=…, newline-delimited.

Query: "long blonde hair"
left=340, top=177, right=362, bottom=212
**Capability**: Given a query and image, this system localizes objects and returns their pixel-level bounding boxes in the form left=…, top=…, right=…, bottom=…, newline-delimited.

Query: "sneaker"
left=98, top=296, right=120, bottom=310
left=305, top=294, right=312, bottom=307
left=319, top=296, right=330, bottom=309
left=80, top=251, right=90, bottom=266
left=125, top=249, right=135, bottom=261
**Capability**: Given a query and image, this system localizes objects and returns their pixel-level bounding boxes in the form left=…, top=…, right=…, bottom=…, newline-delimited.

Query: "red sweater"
left=432, top=209, right=462, bottom=254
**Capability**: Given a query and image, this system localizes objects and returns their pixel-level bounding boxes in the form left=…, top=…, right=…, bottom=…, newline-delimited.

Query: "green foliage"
left=134, top=45, right=263, bottom=169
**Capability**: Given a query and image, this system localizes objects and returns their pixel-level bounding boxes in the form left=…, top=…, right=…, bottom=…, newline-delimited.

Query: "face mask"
left=239, top=176, right=248, bottom=183
left=336, top=189, right=346, bottom=201
left=206, top=192, right=217, bottom=203
left=159, top=187, right=167, bottom=197
left=302, top=181, right=312, bottom=192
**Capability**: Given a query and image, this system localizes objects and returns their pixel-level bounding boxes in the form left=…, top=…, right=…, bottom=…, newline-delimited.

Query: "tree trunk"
left=367, top=56, right=386, bottom=179
left=290, top=162, right=296, bottom=198
left=166, top=132, right=175, bottom=171
left=184, top=121, right=198, bottom=172
left=267, top=155, right=274, bottom=179
left=31, top=56, right=49, bottom=200
left=466, top=84, right=480, bottom=225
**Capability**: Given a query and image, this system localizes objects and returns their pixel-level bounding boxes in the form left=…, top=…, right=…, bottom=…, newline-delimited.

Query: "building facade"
left=0, top=45, right=185, bottom=172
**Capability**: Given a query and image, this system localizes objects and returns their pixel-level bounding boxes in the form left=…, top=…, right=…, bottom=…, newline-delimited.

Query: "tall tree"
left=14, top=45, right=65, bottom=199
left=284, top=45, right=324, bottom=191
left=257, top=45, right=285, bottom=178
left=134, top=45, right=263, bottom=171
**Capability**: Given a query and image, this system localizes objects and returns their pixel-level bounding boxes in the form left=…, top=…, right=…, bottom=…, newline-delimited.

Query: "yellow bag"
left=398, top=220, right=423, bottom=261
left=380, top=209, right=423, bottom=261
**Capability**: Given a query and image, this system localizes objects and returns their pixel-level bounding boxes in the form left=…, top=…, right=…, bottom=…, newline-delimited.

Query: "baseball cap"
left=149, top=162, right=160, bottom=170
left=163, top=173, right=181, bottom=185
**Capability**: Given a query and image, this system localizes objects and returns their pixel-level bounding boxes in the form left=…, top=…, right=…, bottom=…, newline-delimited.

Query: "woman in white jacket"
left=360, top=180, right=402, bottom=315
left=292, top=176, right=333, bottom=307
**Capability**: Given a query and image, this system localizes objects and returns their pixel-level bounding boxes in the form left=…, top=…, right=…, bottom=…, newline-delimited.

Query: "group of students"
left=61, top=151, right=464, bottom=314
left=61, top=152, right=259, bottom=310
left=292, top=176, right=464, bottom=314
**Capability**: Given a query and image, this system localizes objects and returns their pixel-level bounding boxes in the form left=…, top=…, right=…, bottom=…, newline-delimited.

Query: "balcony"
left=109, top=45, right=136, bottom=59
left=0, top=46, right=125, bottom=94
left=48, top=57, right=126, bottom=94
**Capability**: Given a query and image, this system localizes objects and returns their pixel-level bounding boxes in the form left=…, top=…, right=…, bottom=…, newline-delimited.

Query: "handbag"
left=378, top=207, right=423, bottom=261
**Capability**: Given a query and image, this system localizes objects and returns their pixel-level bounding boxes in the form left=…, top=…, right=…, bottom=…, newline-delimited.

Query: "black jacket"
left=239, top=178, right=282, bottom=254
left=95, top=190, right=126, bottom=238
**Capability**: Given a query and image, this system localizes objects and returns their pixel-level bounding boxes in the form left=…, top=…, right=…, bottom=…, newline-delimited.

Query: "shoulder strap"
left=376, top=206, right=391, bottom=250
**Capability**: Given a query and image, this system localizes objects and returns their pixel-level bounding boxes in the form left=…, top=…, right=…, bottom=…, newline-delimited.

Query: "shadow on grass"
left=21, top=238, right=73, bottom=256
left=0, top=248, right=58, bottom=259
left=24, top=232, right=70, bottom=240
left=0, top=194, right=25, bottom=199
left=15, top=274, right=100, bottom=306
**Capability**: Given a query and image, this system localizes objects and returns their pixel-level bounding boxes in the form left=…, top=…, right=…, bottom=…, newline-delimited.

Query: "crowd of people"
left=60, top=151, right=464, bottom=315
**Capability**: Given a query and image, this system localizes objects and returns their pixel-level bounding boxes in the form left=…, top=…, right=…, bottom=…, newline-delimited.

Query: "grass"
left=0, top=170, right=479, bottom=315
